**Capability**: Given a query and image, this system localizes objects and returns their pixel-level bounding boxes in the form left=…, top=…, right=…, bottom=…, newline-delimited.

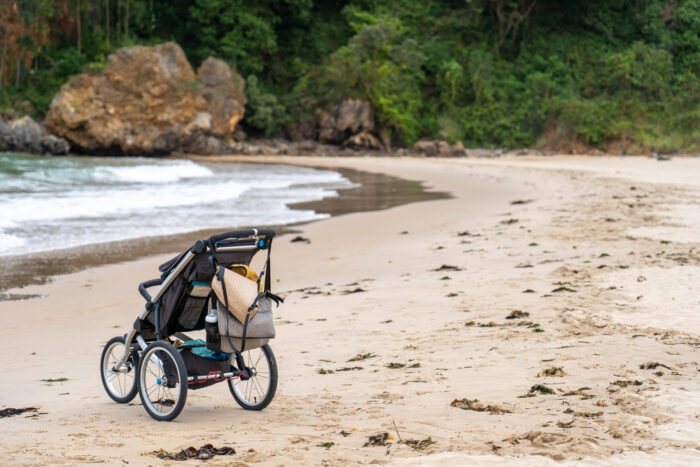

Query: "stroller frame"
left=102, top=228, right=278, bottom=421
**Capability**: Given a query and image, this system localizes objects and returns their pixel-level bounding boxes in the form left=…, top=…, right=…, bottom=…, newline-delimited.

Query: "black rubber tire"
left=136, top=341, right=188, bottom=421
left=100, top=336, right=139, bottom=404
left=228, top=344, right=278, bottom=411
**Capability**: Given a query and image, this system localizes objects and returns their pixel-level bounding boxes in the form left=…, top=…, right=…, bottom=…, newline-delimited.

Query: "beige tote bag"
left=211, top=266, right=260, bottom=323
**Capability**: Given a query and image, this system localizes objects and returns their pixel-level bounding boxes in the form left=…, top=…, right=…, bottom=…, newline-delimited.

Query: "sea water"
left=0, top=153, right=352, bottom=256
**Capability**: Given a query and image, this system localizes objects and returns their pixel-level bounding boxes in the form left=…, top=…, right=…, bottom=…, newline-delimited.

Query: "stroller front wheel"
left=228, top=344, right=278, bottom=411
left=136, top=341, right=188, bottom=421
left=100, top=336, right=139, bottom=404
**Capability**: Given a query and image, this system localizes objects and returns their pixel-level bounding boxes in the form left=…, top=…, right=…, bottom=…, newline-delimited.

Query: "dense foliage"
left=2, top=0, right=700, bottom=151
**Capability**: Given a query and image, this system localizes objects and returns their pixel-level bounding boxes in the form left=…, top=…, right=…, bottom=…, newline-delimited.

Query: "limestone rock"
left=45, top=43, right=245, bottom=155
left=411, top=139, right=454, bottom=157
left=317, top=99, right=376, bottom=144
left=0, top=115, right=69, bottom=155
left=342, top=130, right=383, bottom=151
left=196, top=57, right=246, bottom=137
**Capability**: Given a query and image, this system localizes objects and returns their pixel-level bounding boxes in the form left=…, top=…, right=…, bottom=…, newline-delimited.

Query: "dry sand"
left=0, top=155, right=698, bottom=466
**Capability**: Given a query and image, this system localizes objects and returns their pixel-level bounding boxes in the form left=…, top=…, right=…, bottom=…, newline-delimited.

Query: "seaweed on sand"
left=527, top=384, right=555, bottom=395
left=537, top=367, right=565, bottom=377
left=639, top=362, right=672, bottom=370
left=0, top=407, right=38, bottom=418
left=450, top=398, right=512, bottom=414
left=562, top=387, right=594, bottom=400
left=506, top=310, right=530, bottom=320
left=152, top=444, right=235, bottom=461
left=611, top=380, right=643, bottom=387
left=551, top=286, right=576, bottom=293
left=363, top=432, right=393, bottom=446
left=336, top=366, right=363, bottom=372
left=432, top=265, right=463, bottom=271
left=348, top=352, right=376, bottom=362
left=403, top=437, right=436, bottom=450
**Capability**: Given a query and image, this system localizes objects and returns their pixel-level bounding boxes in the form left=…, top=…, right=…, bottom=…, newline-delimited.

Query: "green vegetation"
left=3, top=0, right=700, bottom=151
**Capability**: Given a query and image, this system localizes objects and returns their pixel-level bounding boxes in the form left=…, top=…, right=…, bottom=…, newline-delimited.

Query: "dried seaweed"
left=152, top=444, right=235, bottom=461
left=317, top=442, right=334, bottom=449
left=562, top=387, right=594, bottom=399
left=403, top=437, right=436, bottom=450
left=432, top=265, right=463, bottom=271
left=551, top=286, right=576, bottom=293
left=511, top=199, right=534, bottom=205
left=537, top=367, right=565, bottom=377
left=528, top=384, right=555, bottom=395
left=348, top=352, right=376, bottom=362
left=316, top=368, right=335, bottom=374
left=290, top=236, right=310, bottom=243
left=41, top=378, right=69, bottom=383
left=0, top=407, right=37, bottom=418
left=363, top=432, right=393, bottom=447
left=639, top=362, right=672, bottom=370
left=336, top=366, right=363, bottom=372
left=450, top=398, right=512, bottom=414
left=557, top=419, right=575, bottom=429
left=611, top=380, right=643, bottom=387
left=500, top=218, right=519, bottom=225
left=478, top=321, right=499, bottom=327
left=339, top=430, right=352, bottom=437
left=341, top=287, right=366, bottom=295
left=386, top=363, right=405, bottom=369
left=506, top=310, right=530, bottom=320
left=522, top=289, right=536, bottom=293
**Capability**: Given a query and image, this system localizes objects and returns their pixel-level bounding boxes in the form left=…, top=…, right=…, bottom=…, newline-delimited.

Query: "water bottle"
left=205, top=306, right=221, bottom=351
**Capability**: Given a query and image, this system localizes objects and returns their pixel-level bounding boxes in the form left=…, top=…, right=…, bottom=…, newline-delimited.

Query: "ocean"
left=0, top=153, right=352, bottom=256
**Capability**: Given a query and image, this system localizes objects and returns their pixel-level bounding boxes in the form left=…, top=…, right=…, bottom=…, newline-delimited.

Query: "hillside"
left=1, top=0, right=700, bottom=153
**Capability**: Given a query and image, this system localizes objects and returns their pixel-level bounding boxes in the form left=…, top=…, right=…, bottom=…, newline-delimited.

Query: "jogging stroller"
left=100, top=229, right=282, bottom=421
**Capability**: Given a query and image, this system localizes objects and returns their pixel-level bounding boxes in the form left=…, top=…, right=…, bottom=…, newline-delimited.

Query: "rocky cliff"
left=45, top=43, right=245, bottom=156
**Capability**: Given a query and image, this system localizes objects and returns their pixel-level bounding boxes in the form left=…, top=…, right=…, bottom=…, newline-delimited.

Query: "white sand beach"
left=0, top=155, right=698, bottom=466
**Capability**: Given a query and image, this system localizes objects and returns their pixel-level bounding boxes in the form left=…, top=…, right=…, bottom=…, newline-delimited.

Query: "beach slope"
left=0, top=156, right=698, bottom=465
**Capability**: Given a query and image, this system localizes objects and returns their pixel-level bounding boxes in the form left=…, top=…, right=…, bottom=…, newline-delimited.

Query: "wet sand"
left=0, top=166, right=445, bottom=297
left=0, top=155, right=698, bottom=466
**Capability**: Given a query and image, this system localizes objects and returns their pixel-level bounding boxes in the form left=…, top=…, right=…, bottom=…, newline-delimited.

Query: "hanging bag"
left=210, top=265, right=260, bottom=323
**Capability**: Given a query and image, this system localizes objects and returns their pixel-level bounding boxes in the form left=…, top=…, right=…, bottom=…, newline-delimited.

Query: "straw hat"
left=211, top=266, right=260, bottom=323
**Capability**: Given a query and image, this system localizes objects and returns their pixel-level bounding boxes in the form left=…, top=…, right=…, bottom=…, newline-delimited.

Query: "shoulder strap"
left=264, top=238, right=273, bottom=292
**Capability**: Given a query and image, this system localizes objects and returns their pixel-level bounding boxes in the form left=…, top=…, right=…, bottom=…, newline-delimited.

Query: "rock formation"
left=0, top=115, right=70, bottom=155
left=316, top=99, right=381, bottom=150
left=45, top=42, right=245, bottom=155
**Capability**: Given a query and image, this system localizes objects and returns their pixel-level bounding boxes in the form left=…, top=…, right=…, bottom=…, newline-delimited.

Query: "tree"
left=76, top=0, right=81, bottom=56
left=106, top=0, right=110, bottom=45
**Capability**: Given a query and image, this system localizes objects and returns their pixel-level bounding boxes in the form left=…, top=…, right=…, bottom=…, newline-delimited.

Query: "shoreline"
left=0, top=155, right=698, bottom=465
left=0, top=164, right=446, bottom=298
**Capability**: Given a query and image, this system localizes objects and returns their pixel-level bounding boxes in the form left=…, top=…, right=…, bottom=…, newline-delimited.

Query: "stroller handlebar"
left=209, top=228, right=276, bottom=243
left=138, top=278, right=163, bottom=303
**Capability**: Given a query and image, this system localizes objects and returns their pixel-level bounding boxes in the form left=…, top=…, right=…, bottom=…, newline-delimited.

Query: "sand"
left=0, top=155, right=698, bottom=466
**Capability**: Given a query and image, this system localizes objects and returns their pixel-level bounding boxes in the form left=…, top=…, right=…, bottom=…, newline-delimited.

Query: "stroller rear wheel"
left=100, top=336, right=139, bottom=403
left=228, top=344, right=278, bottom=410
left=137, top=341, right=188, bottom=421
